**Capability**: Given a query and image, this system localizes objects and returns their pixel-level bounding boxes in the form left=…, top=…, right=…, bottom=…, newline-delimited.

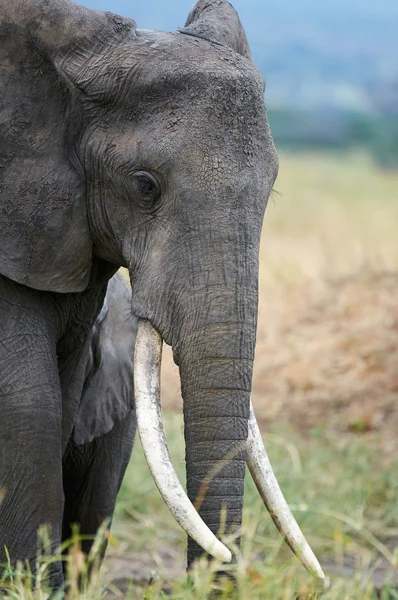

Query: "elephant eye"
left=133, top=171, right=161, bottom=203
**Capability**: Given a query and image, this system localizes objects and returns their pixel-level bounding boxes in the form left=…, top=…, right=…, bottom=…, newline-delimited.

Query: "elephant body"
left=0, top=0, right=322, bottom=593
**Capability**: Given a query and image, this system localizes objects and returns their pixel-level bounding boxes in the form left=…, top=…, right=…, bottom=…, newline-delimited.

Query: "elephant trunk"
left=177, top=322, right=253, bottom=566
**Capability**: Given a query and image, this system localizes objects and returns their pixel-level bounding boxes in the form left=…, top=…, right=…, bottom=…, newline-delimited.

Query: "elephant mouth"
left=134, top=319, right=325, bottom=580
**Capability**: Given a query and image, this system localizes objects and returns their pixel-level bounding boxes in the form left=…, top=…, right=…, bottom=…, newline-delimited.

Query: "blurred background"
left=78, top=1, right=398, bottom=597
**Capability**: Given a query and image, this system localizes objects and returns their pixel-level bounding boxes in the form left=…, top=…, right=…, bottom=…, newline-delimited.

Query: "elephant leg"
left=62, top=410, right=136, bottom=567
left=0, top=278, right=64, bottom=588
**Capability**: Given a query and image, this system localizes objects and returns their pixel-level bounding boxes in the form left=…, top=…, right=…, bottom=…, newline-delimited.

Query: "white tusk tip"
left=217, top=546, right=232, bottom=563
left=310, top=564, right=326, bottom=581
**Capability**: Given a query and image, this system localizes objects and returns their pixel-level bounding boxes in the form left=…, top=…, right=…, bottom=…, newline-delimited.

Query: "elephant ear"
left=0, top=1, right=135, bottom=292
left=74, top=272, right=137, bottom=445
left=179, top=0, right=252, bottom=60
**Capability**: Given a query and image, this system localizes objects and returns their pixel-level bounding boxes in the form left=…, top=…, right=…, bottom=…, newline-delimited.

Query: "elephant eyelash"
left=269, top=188, right=280, bottom=205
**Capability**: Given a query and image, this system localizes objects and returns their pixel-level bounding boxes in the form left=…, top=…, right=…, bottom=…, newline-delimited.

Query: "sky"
left=79, top=1, right=248, bottom=31
left=78, top=0, right=398, bottom=36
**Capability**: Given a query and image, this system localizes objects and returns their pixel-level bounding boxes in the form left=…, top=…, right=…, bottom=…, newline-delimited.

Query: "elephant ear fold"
left=74, top=273, right=136, bottom=445
left=179, top=0, right=252, bottom=60
left=0, top=2, right=134, bottom=293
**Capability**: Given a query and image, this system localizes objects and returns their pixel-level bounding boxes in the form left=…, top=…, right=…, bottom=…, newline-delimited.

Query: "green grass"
left=2, top=412, right=396, bottom=598
left=111, top=412, right=398, bottom=599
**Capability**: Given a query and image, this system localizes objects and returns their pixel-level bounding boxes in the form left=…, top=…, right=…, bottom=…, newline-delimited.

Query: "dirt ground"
left=160, top=269, right=398, bottom=464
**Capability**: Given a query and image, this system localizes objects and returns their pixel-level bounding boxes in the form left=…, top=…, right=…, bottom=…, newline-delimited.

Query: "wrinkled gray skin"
left=0, top=270, right=137, bottom=578
left=0, top=0, right=278, bottom=588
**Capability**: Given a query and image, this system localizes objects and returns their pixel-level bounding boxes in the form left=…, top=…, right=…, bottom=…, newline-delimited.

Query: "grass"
left=260, top=150, right=398, bottom=287
left=2, top=412, right=396, bottom=598
left=2, top=151, right=398, bottom=598
left=253, top=151, right=398, bottom=461
left=108, top=413, right=398, bottom=599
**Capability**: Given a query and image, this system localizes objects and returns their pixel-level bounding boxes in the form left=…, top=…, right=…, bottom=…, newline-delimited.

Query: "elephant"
left=0, top=0, right=325, bottom=590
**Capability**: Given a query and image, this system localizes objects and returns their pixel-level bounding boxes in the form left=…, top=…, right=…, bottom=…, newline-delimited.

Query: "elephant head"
left=0, top=0, right=323, bottom=578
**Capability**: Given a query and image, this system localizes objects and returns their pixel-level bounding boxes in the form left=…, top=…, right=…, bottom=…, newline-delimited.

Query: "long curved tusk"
left=247, top=403, right=325, bottom=580
left=133, top=319, right=232, bottom=563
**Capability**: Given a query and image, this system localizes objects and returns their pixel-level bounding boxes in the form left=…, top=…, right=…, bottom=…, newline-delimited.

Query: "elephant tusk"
left=134, top=319, right=232, bottom=564
left=246, top=403, right=325, bottom=580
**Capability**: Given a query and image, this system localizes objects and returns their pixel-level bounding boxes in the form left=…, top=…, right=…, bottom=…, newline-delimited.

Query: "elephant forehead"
left=102, top=30, right=265, bottom=113
left=118, top=71, right=272, bottom=167
left=139, top=61, right=264, bottom=114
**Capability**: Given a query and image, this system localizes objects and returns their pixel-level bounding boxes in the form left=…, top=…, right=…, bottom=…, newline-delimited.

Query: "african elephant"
left=0, top=0, right=324, bottom=589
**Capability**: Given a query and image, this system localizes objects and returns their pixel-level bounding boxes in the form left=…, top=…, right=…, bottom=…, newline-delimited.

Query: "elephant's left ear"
left=179, top=0, right=252, bottom=60
left=0, top=1, right=135, bottom=293
left=74, top=272, right=136, bottom=445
